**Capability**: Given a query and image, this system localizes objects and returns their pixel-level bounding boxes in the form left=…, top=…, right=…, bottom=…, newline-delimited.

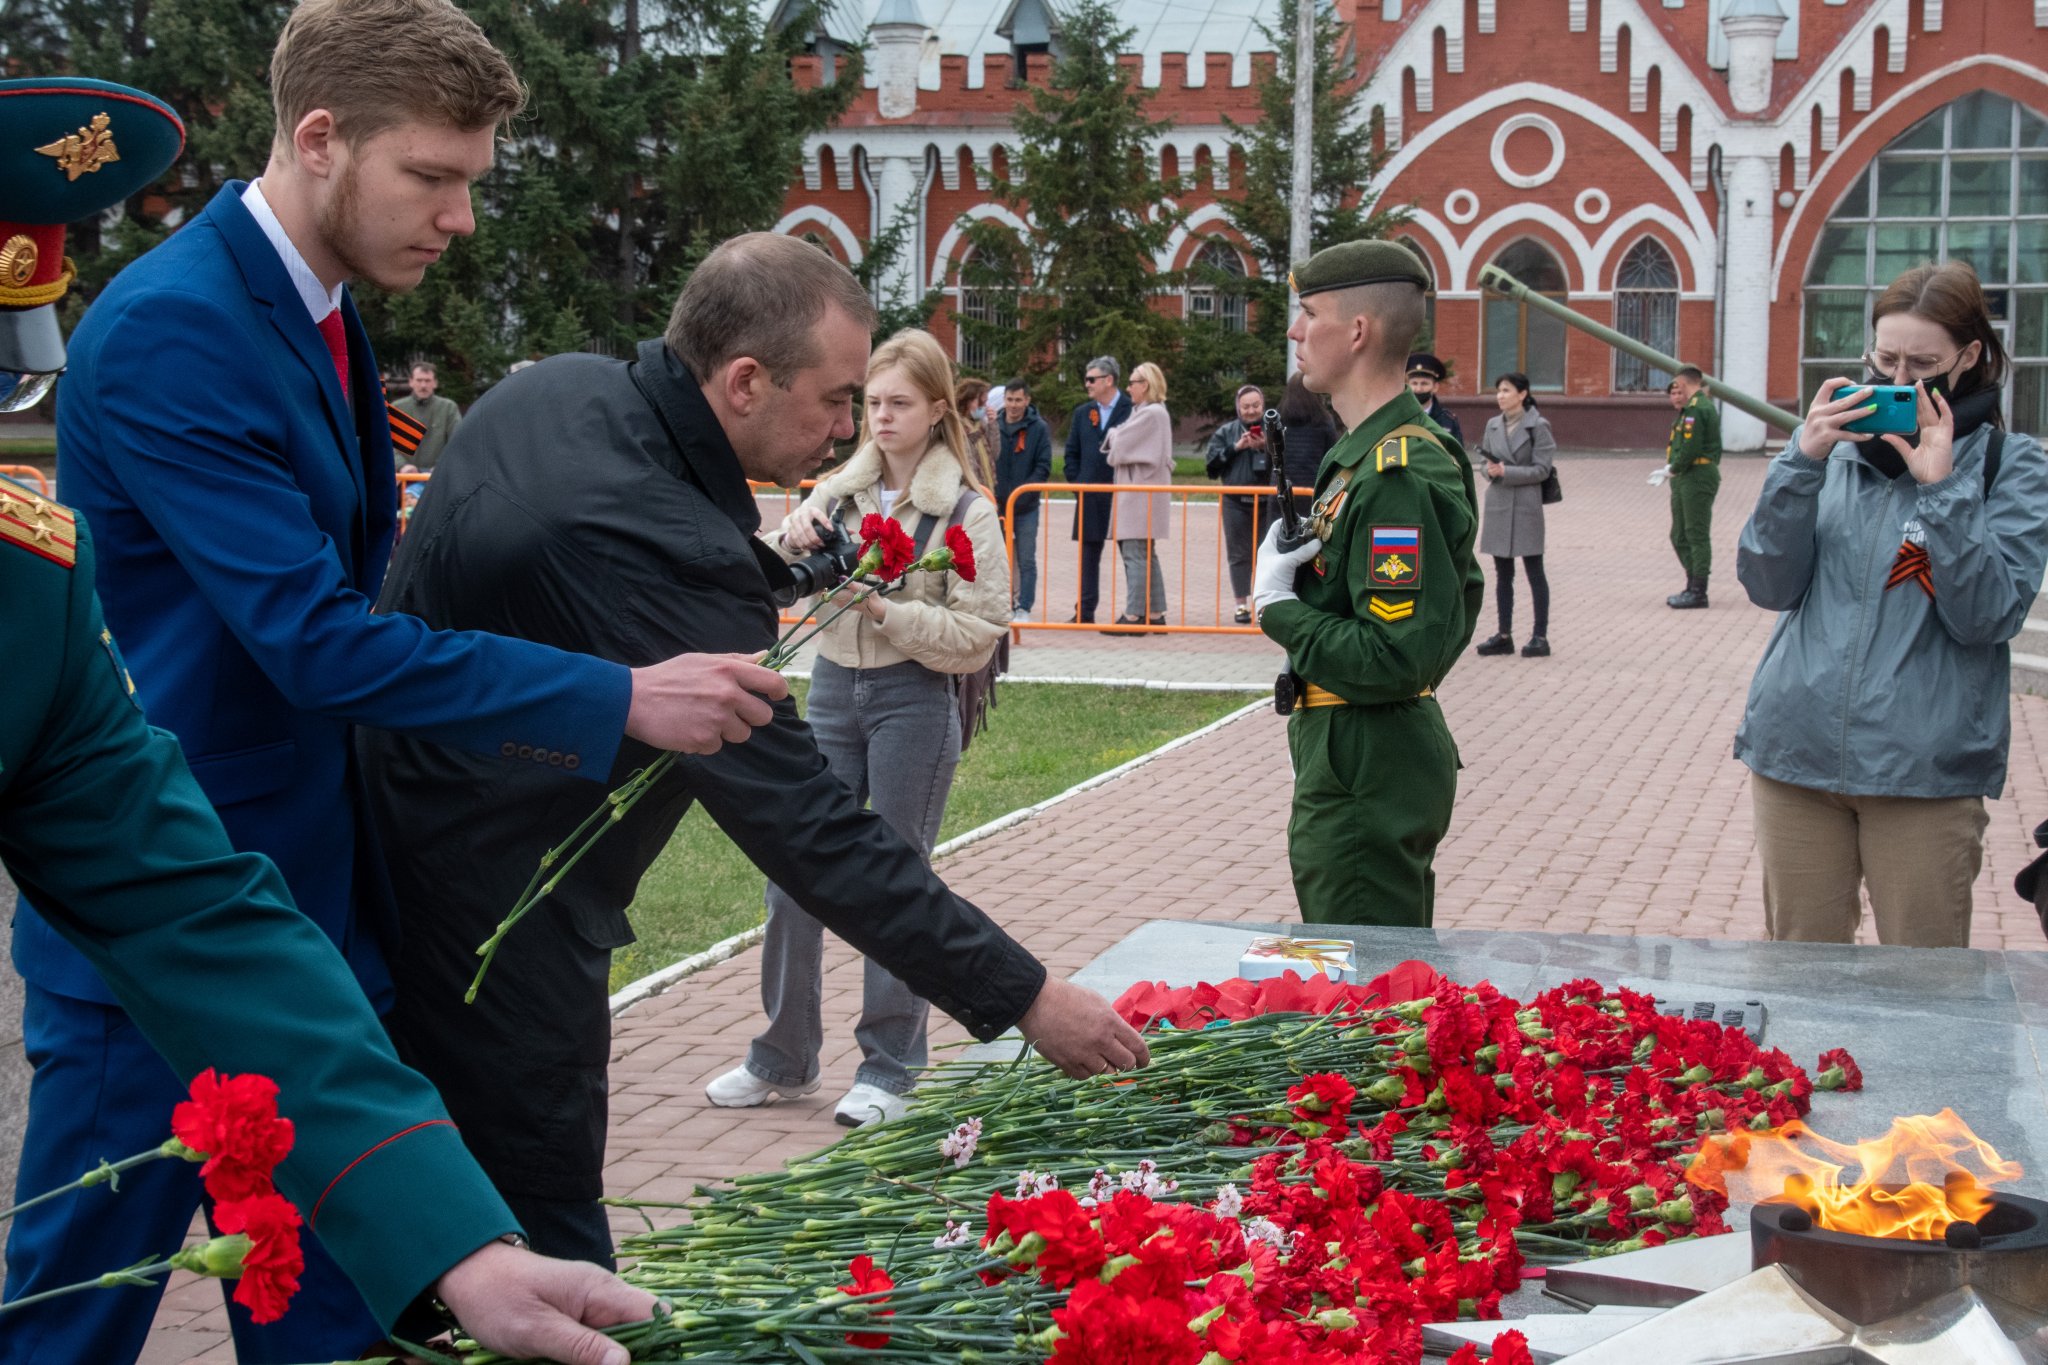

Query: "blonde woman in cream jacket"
left=704, top=329, right=1009, bottom=1129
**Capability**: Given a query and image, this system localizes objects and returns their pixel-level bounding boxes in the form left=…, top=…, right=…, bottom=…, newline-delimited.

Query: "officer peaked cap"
left=1406, top=352, right=1447, bottom=381
left=1288, top=240, right=1429, bottom=298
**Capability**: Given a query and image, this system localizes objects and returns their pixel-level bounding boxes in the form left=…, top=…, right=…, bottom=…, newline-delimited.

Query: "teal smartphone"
left=1841, top=383, right=1920, bottom=436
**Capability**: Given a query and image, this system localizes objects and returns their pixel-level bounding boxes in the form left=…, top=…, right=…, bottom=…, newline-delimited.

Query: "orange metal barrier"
left=1, top=465, right=52, bottom=498
left=1003, top=483, right=1314, bottom=636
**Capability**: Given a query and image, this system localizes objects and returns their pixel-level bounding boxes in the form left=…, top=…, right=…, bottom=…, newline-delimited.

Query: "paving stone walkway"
left=120, top=452, right=2048, bottom=1359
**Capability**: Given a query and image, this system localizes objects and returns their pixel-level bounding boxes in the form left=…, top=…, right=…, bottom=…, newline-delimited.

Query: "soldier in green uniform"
left=1254, top=241, right=1484, bottom=926
left=0, top=76, right=651, bottom=1365
left=1664, top=365, right=1722, bottom=609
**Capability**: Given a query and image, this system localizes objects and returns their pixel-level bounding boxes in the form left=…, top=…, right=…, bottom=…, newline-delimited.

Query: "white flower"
left=1078, top=1169, right=1116, bottom=1208
left=939, top=1117, right=983, bottom=1169
left=932, top=1218, right=977, bottom=1250
left=1213, top=1183, right=1244, bottom=1220
left=1118, top=1158, right=1179, bottom=1200
left=1244, top=1217, right=1298, bottom=1254
left=1013, top=1169, right=1060, bottom=1199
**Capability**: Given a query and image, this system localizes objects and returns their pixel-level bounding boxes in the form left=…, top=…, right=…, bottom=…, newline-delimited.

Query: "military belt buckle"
left=1274, top=670, right=1298, bottom=716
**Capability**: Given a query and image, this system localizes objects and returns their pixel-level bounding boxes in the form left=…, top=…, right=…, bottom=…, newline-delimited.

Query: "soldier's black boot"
left=1667, top=577, right=1709, bottom=609
left=1474, top=632, right=1515, bottom=656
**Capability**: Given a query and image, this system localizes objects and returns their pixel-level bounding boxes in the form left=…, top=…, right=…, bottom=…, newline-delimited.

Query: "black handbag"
left=1540, top=468, right=1562, bottom=504
left=2014, top=817, right=2048, bottom=940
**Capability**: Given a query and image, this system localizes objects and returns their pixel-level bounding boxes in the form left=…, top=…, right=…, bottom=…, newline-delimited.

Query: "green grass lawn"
left=608, top=681, right=1253, bottom=991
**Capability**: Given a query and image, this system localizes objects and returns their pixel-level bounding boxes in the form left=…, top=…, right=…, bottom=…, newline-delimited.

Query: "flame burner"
left=1750, top=1190, right=2048, bottom=1325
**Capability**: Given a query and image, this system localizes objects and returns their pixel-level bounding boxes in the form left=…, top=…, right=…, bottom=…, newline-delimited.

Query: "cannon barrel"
left=1477, top=265, right=1802, bottom=434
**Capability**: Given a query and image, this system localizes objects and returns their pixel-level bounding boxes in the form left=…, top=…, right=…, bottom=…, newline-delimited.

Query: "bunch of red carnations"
left=0, top=1069, right=304, bottom=1324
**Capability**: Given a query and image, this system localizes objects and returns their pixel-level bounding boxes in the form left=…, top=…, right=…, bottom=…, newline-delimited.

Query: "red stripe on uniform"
left=310, top=1119, right=456, bottom=1230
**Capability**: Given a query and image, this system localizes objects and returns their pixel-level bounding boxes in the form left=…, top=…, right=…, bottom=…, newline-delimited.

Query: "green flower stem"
left=0, top=1143, right=187, bottom=1224
left=0, top=1258, right=172, bottom=1314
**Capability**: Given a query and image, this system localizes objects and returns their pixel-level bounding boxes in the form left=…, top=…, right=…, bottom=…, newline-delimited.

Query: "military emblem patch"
left=1369, top=525, right=1420, bottom=586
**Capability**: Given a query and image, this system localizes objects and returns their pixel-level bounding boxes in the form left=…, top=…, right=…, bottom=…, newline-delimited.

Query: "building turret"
left=872, top=0, right=933, bottom=120
left=1720, top=0, right=1789, bottom=115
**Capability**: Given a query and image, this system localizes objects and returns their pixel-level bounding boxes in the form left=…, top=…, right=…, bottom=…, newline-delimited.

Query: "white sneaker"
left=834, top=1082, right=909, bottom=1128
left=704, top=1064, right=819, bottom=1108
left=1012, top=606, right=1030, bottom=621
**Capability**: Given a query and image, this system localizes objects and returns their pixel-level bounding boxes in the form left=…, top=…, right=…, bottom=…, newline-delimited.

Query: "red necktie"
left=316, top=309, right=350, bottom=397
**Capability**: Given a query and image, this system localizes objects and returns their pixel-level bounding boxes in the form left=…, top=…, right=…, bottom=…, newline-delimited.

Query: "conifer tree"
left=954, top=0, right=1182, bottom=424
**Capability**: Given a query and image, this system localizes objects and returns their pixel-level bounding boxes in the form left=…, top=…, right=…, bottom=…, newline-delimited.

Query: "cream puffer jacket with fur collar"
left=767, top=441, right=1010, bottom=675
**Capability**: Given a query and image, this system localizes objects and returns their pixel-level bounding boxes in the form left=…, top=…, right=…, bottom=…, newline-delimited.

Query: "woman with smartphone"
left=1472, top=372, right=1557, bottom=658
left=1735, top=260, right=2048, bottom=947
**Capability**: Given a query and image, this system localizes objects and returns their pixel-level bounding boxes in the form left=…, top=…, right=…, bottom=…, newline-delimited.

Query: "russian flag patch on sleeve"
left=1369, top=525, right=1421, bottom=586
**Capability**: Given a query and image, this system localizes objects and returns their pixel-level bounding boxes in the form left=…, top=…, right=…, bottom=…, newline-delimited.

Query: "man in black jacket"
left=994, top=378, right=1053, bottom=616
left=360, top=234, right=1148, bottom=1267
left=1061, top=356, right=1131, bottom=622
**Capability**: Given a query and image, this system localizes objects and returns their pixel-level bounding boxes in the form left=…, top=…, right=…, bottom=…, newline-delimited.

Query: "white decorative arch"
left=772, top=207, right=863, bottom=265
left=1371, top=81, right=1715, bottom=289
left=1771, top=55, right=2048, bottom=295
left=1159, top=202, right=1242, bottom=274
left=930, top=204, right=1034, bottom=294
left=1590, top=208, right=1706, bottom=295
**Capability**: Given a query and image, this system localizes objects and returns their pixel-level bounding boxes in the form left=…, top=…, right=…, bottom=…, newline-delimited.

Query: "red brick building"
left=769, top=0, right=2047, bottom=448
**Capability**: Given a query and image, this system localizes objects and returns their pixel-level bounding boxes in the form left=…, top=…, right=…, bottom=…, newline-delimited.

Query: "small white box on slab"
left=1236, top=935, right=1356, bottom=984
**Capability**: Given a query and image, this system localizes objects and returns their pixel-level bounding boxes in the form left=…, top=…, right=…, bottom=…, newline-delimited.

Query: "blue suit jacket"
left=19, top=183, right=632, bottom=1007
left=1062, top=391, right=1130, bottom=541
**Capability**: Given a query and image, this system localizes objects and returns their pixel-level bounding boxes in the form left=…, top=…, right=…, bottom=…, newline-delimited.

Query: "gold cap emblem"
left=0, top=236, right=38, bottom=288
left=36, top=112, right=121, bottom=181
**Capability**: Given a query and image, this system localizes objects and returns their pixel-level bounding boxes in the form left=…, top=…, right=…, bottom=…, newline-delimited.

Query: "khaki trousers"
left=1750, top=770, right=1987, bottom=947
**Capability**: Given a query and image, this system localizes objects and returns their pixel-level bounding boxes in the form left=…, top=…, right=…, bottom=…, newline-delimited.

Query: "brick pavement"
left=135, top=453, right=2048, bottom=1359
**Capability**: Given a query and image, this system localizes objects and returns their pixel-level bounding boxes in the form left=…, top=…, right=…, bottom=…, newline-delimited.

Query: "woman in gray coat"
left=1472, top=372, right=1556, bottom=658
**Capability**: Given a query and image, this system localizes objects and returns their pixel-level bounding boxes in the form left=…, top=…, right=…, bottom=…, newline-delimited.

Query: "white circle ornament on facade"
left=1573, top=189, right=1610, bottom=224
left=1490, top=114, right=1565, bottom=189
left=1444, top=189, right=1480, bottom=225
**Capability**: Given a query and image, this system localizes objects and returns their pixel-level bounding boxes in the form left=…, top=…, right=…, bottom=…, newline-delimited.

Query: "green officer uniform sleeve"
left=1260, top=450, right=1479, bottom=704
left=0, top=517, right=517, bottom=1331
left=1694, top=396, right=1722, bottom=463
left=1668, top=408, right=1698, bottom=473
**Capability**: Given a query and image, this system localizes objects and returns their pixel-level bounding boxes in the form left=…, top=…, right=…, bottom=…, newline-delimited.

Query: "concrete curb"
left=607, top=694, right=1270, bottom=1017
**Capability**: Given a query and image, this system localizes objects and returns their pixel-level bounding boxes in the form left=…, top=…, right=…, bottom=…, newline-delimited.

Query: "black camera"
left=773, top=510, right=862, bottom=608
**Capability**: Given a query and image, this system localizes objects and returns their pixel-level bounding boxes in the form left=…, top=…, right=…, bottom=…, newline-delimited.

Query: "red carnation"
left=943, top=525, right=978, bottom=582
left=859, top=515, right=917, bottom=581
left=834, top=1255, right=896, bottom=1349
left=171, top=1071, right=295, bottom=1204
left=1288, top=1072, right=1356, bottom=1135
left=215, top=1191, right=304, bottom=1325
left=1815, top=1048, right=1864, bottom=1092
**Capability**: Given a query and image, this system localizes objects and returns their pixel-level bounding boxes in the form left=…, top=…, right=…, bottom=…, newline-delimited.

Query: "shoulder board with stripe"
left=1373, top=423, right=1446, bottom=476
left=1368, top=595, right=1416, bottom=623
left=0, top=480, right=76, bottom=569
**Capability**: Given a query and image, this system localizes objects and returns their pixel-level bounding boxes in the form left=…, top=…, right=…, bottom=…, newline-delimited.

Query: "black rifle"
left=1267, top=406, right=1310, bottom=552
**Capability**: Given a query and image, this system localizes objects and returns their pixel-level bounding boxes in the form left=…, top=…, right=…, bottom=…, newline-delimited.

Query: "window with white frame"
left=1185, top=238, right=1249, bottom=332
left=1613, top=237, right=1680, bottom=392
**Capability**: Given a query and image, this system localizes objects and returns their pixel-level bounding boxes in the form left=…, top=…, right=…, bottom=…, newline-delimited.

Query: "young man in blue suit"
left=8, top=1, right=785, bottom=1360
left=1061, top=355, right=1131, bottom=622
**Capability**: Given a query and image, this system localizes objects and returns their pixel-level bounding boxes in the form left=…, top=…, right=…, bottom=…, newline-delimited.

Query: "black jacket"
left=361, top=340, right=1046, bottom=1054
left=1062, top=392, right=1130, bottom=541
left=994, top=406, right=1053, bottom=518
left=1422, top=396, right=1464, bottom=449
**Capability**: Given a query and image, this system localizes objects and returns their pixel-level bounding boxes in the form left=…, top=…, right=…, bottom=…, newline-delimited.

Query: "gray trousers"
left=748, top=658, right=963, bottom=1095
left=1118, top=539, right=1167, bottom=620
left=1221, top=493, right=1276, bottom=599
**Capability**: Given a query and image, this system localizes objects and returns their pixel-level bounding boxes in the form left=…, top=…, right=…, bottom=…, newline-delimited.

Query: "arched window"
left=1185, top=239, right=1249, bottom=332
left=1482, top=239, right=1568, bottom=391
left=1613, top=238, right=1679, bottom=392
left=1802, top=91, right=2048, bottom=427
left=954, top=241, right=1021, bottom=376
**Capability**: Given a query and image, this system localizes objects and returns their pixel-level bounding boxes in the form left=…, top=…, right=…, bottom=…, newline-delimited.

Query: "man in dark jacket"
left=1061, top=355, right=1131, bottom=622
left=1205, top=383, right=1275, bottom=623
left=995, top=377, right=1054, bottom=616
left=1406, top=353, right=1465, bottom=448
left=360, top=234, right=1148, bottom=1268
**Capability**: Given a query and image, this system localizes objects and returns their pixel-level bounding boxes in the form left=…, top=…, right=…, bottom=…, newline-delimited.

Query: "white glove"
left=1251, top=518, right=1322, bottom=614
left=1647, top=467, right=1669, bottom=487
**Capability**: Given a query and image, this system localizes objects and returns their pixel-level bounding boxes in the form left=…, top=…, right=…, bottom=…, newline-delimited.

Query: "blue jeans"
left=748, top=658, right=963, bottom=1095
left=3, top=987, right=383, bottom=1365
left=1010, top=504, right=1039, bottom=611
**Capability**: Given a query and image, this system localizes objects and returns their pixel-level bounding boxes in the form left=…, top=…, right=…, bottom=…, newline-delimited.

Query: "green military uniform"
left=390, top=391, right=462, bottom=469
left=0, top=481, right=518, bottom=1328
left=1260, top=391, right=1484, bottom=925
left=1667, top=390, right=1722, bottom=591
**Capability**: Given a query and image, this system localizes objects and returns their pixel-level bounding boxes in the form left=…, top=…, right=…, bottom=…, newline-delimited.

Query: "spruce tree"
left=1178, top=0, right=1408, bottom=417
left=954, top=0, right=1182, bottom=424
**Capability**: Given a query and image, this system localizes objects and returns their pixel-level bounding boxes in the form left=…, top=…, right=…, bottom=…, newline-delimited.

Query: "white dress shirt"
left=241, top=179, right=343, bottom=323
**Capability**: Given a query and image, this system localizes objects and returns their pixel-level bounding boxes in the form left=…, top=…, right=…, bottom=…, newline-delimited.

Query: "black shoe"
left=1521, top=636, right=1551, bottom=657
left=1067, top=611, right=1095, bottom=625
left=1233, top=605, right=1252, bottom=624
left=1664, top=580, right=1694, bottom=608
left=1667, top=581, right=1709, bottom=610
left=1474, top=633, right=1514, bottom=656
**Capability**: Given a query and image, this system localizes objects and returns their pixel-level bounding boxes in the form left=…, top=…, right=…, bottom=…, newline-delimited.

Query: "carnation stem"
left=0, top=1258, right=173, bottom=1313
left=0, top=1146, right=178, bottom=1224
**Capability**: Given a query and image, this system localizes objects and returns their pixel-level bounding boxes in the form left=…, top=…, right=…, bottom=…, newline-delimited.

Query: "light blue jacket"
left=1734, top=419, right=2048, bottom=799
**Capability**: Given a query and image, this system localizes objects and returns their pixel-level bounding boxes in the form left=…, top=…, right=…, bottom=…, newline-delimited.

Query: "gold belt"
left=1693, top=458, right=1715, bottom=466
left=1302, top=683, right=1432, bottom=708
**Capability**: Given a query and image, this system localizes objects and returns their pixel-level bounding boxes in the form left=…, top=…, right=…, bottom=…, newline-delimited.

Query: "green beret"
left=1289, top=240, right=1429, bottom=298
